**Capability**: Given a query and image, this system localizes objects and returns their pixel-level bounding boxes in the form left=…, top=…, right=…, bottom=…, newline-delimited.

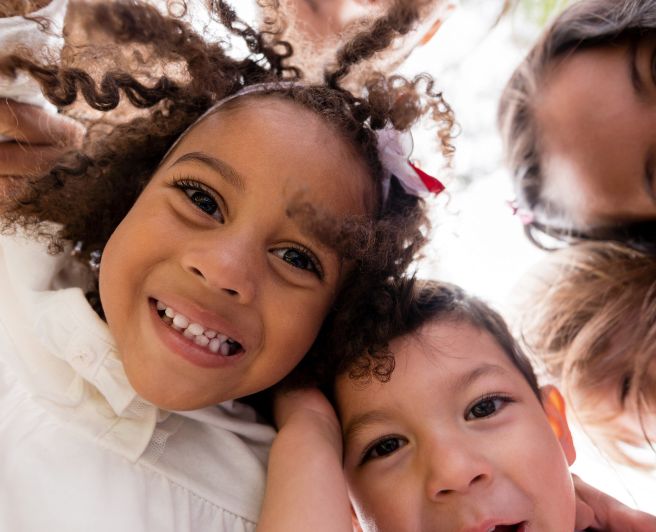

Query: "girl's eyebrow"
left=170, top=151, right=246, bottom=191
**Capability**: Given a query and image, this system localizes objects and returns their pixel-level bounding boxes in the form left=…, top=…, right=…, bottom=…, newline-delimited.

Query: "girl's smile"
left=99, top=95, right=372, bottom=410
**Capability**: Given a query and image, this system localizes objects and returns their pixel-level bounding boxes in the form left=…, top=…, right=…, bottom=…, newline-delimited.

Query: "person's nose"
left=181, top=227, right=259, bottom=304
left=422, top=435, right=493, bottom=501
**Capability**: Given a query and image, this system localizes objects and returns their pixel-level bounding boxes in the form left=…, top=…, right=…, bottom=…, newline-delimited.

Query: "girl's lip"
left=148, top=299, right=246, bottom=369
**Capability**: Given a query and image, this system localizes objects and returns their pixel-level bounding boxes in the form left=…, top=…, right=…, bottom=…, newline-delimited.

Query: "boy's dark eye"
left=362, top=436, right=407, bottom=463
left=466, top=395, right=512, bottom=420
left=271, top=246, right=323, bottom=278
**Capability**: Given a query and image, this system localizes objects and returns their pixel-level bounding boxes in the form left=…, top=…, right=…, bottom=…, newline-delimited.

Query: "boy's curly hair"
left=0, top=0, right=455, bottom=385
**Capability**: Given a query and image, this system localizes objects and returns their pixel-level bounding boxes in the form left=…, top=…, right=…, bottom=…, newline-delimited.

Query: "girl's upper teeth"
left=157, top=300, right=240, bottom=354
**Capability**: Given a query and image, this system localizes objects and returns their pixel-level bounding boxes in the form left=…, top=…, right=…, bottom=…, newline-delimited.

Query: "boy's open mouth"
left=485, top=523, right=526, bottom=532
left=154, top=299, right=244, bottom=356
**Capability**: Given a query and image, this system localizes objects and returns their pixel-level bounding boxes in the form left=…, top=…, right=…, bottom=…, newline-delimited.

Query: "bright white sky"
left=230, top=0, right=656, bottom=513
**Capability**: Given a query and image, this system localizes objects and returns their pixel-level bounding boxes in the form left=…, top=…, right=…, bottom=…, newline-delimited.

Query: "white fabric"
left=0, top=233, right=276, bottom=532
left=0, top=0, right=68, bottom=109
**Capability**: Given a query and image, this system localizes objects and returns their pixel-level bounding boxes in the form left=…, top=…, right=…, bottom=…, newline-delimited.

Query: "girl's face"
left=336, top=321, right=576, bottom=532
left=536, top=39, right=656, bottom=228
left=99, top=96, right=372, bottom=410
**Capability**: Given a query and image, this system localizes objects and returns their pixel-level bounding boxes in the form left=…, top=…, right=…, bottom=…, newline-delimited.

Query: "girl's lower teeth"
left=157, top=305, right=240, bottom=356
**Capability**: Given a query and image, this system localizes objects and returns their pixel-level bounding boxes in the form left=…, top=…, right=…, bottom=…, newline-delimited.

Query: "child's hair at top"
left=0, top=0, right=49, bottom=17
left=331, top=278, right=540, bottom=400
left=498, top=0, right=656, bottom=253
left=0, top=0, right=455, bottom=385
left=516, top=241, right=656, bottom=468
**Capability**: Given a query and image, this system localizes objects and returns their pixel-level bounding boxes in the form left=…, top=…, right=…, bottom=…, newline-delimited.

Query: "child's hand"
left=573, top=475, right=656, bottom=531
left=259, top=389, right=352, bottom=531
left=0, top=99, right=84, bottom=178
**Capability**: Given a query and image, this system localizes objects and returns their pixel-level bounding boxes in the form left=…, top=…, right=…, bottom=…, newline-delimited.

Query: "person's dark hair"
left=329, top=279, right=540, bottom=399
left=498, top=0, right=656, bottom=253
left=0, top=0, right=455, bottom=385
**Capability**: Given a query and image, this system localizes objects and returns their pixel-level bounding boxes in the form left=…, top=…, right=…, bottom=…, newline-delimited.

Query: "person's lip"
left=148, top=296, right=254, bottom=369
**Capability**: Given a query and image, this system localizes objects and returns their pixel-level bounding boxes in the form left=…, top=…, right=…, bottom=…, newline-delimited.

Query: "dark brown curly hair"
left=0, top=0, right=455, bottom=386
left=325, top=278, right=540, bottom=401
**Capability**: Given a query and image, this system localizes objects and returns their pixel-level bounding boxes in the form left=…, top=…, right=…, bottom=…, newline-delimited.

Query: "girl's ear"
left=540, top=385, right=576, bottom=466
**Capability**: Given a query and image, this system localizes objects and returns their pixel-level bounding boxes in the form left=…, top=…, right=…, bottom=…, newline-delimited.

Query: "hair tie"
left=375, top=126, right=445, bottom=201
left=507, top=198, right=535, bottom=225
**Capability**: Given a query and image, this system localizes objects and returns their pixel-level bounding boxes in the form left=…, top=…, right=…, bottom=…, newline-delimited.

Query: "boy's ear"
left=540, top=385, right=576, bottom=466
left=351, top=504, right=364, bottom=532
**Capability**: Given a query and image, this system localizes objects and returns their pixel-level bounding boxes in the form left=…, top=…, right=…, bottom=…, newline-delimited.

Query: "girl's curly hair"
left=0, top=0, right=455, bottom=385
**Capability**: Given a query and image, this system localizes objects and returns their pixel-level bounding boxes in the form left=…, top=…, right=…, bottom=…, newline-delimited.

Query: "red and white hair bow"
left=376, top=126, right=445, bottom=201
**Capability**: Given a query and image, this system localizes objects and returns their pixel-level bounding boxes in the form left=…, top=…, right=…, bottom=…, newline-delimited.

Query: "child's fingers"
left=273, top=388, right=338, bottom=429
left=0, top=142, right=70, bottom=177
left=0, top=99, right=85, bottom=147
left=572, top=475, right=656, bottom=531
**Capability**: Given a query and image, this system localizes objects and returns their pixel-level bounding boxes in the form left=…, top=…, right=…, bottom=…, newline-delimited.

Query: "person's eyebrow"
left=169, top=151, right=246, bottom=192
left=629, top=42, right=644, bottom=95
left=342, top=410, right=391, bottom=444
left=449, top=362, right=510, bottom=393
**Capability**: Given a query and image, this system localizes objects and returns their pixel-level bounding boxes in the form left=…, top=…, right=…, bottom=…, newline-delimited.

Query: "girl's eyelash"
left=272, top=243, right=324, bottom=279
left=465, top=393, right=515, bottom=421
left=171, top=177, right=224, bottom=220
left=172, top=177, right=217, bottom=199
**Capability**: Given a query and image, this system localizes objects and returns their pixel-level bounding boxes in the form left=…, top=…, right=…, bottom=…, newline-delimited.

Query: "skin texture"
left=337, top=320, right=577, bottom=532
left=0, top=99, right=84, bottom=179
left=537, top=39, right=656, bottom=227
left=99, top=96, right=371, bottom=410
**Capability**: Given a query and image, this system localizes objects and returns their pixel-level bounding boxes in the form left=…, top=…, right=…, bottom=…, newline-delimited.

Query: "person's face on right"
left=336, top=320, right=576, bottom=532
left=536, top=38, right=656, bottom=229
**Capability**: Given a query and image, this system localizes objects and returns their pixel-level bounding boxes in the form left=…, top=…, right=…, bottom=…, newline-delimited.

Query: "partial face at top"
left=99, top=96, right=372, bottom=410
left=537, top=38, right=656, bottom=228
left=336, top=321, right=576, bottom=532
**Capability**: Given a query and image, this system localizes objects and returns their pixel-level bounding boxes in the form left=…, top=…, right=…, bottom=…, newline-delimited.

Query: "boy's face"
left=99, top=96, right=371, bottom=410
left=336, top=320, right=576, bottom=532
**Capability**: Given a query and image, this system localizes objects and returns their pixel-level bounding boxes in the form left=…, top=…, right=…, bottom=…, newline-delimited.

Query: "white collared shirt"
left=0, top=234, right=276, bottom=532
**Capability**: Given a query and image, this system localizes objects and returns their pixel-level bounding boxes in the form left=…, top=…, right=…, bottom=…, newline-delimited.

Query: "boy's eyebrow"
left=169, top=151, right=246, bottom=191
left=342, top=410, right=391, bottom=443
left=451, top=363, right=510, bottom=392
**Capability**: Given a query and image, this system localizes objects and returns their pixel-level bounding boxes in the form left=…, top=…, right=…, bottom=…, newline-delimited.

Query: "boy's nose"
left=423, top=439, right=493, bottom=500
left=182, top=230, right=259, bottom=304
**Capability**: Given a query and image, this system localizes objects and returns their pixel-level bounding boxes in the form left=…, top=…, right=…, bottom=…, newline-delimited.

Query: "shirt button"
left=71, top=351, right=96, bottom=368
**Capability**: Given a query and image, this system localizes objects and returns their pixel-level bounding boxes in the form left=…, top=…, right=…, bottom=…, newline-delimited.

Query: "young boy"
left=258, top=280, right=656, bottom=532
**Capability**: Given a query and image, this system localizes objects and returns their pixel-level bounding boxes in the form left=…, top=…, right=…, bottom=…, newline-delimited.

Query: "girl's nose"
left=182, top=230, right=259, bottom=304
left=423, top=439, right=493, bottom=500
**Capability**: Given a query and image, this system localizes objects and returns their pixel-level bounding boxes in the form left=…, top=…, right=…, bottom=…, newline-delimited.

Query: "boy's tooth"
left=183, top=329, right=195, bottom=339
left=219, top=342, right=230, bottom=356
left=209, top=338, right=221, bottom=353
left=187, top=323, right=204, bottom=336
left=195, top=335, right=210, bottom=347
left=205, top=329, right=217, bottom=339
left=173, top=314, right=189, bottom=329
left=216, top=334, right=228, bottom=343
left=165, top=307, right=175, bottom=318
left=156, top=301, right=166, bottom=311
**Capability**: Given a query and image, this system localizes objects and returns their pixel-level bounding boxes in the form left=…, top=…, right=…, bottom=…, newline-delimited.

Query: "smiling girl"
left=0, top=1, right=454, bottom=530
